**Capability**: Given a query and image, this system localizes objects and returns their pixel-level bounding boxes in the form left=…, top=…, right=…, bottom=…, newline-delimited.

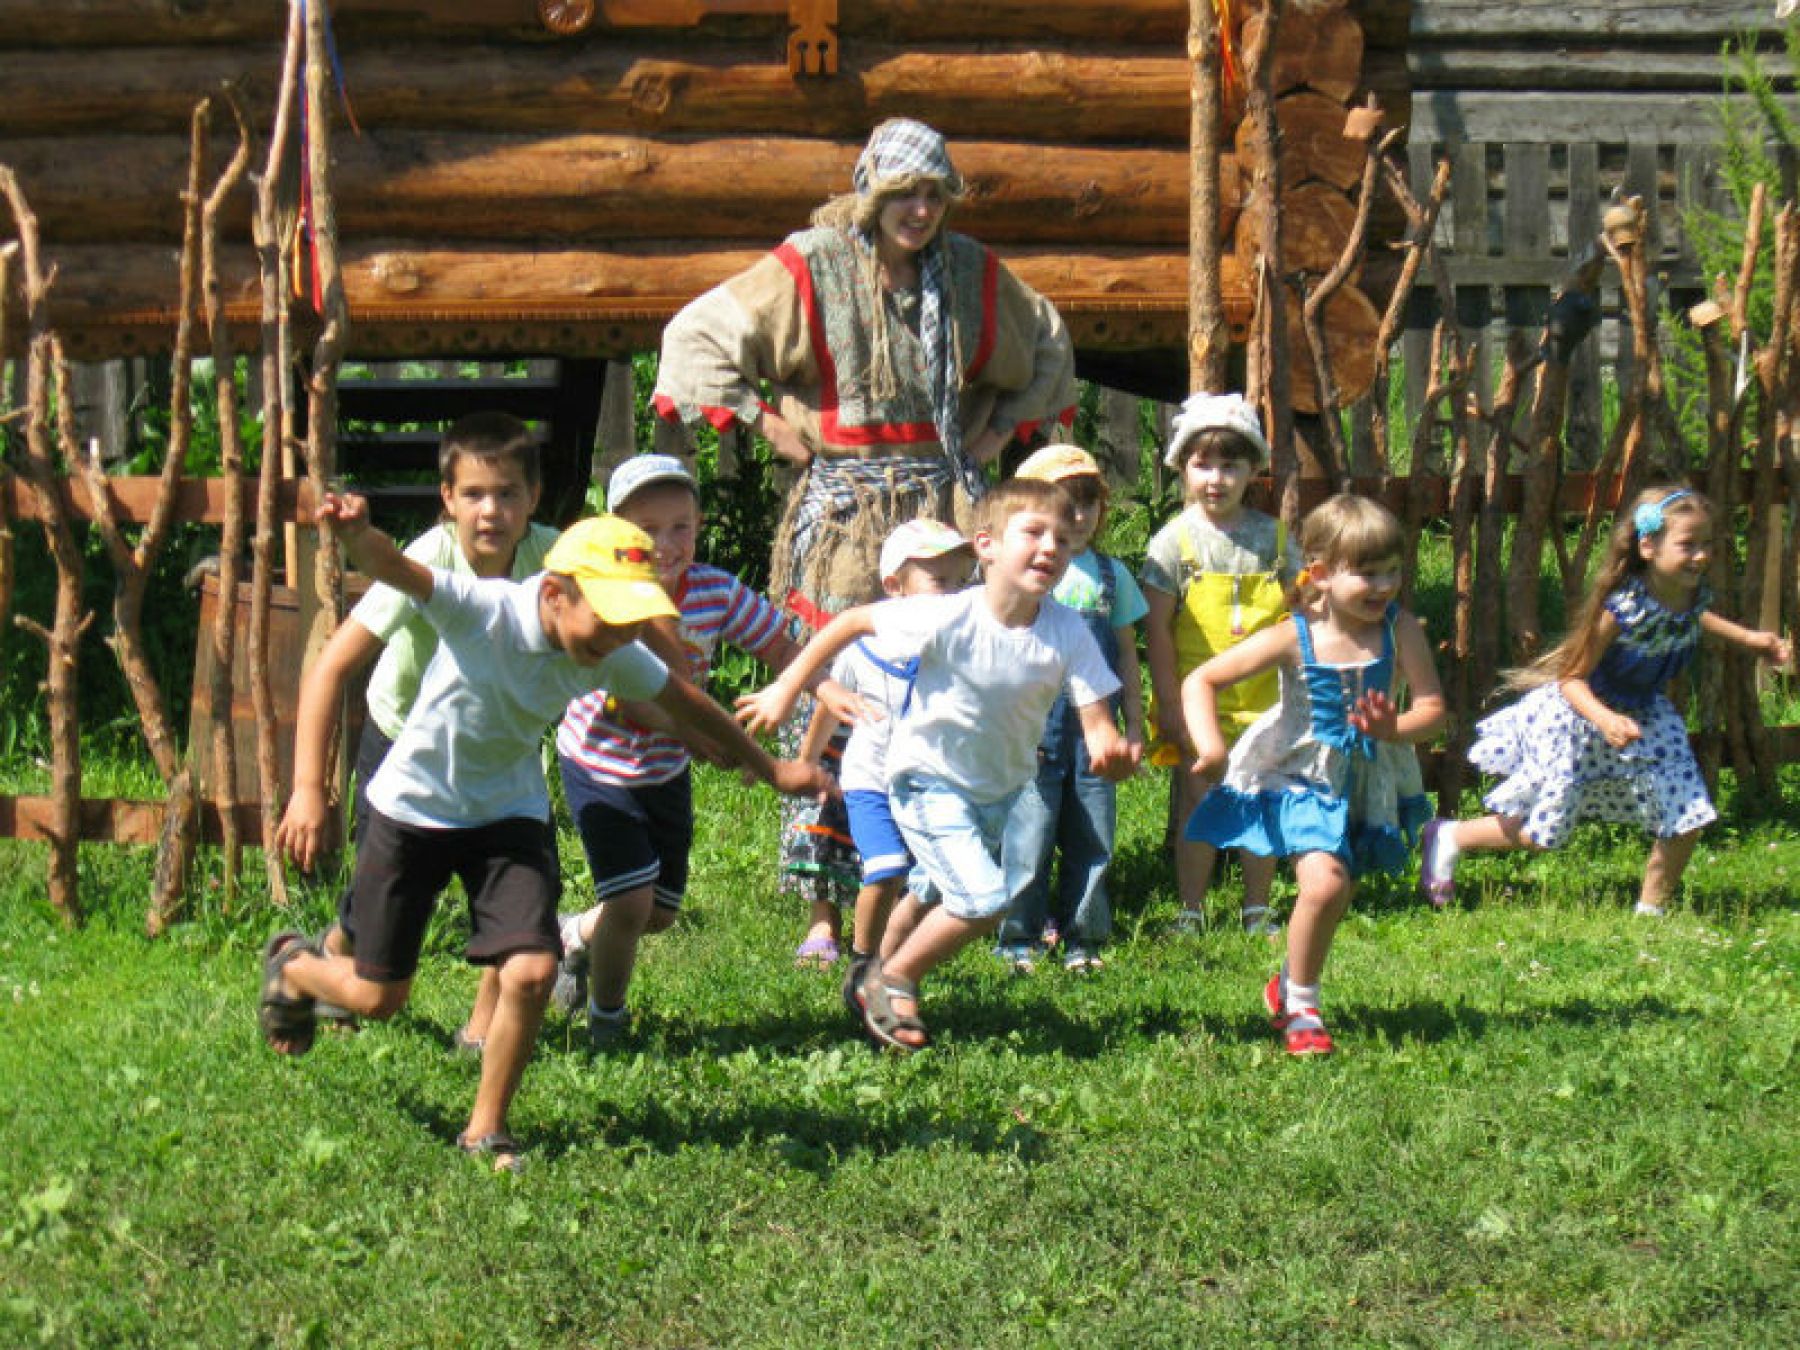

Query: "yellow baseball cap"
left=1015, top=443, right=1103, bottom=484
left=542, top=515, right=679, bottom=626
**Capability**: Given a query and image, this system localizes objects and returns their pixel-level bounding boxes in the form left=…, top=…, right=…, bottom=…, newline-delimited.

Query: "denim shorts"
left=888, top=770, right=1021, bottom=921
left=844, top=789, right=913, bottom=885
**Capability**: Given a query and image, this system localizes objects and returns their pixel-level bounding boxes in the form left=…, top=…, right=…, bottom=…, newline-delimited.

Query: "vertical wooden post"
left=1239, top=0, right=1296, bottom=529
left=303, top=0, right=349, bottom=659
left=250, top=0, right=305, bottom=909
left=202, top=97, right=253, bottom=901
left=1187, top=0, right=1228, bottom=394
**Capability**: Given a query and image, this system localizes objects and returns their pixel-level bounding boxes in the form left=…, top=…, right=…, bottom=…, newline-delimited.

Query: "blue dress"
left=1469, top=576, right=1715, bottom=846
left=1186, top=605, right=1430, bottom=877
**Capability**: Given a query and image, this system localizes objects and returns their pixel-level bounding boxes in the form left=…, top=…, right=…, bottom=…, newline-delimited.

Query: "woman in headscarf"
left=653, top=117, right=1078, bottom=967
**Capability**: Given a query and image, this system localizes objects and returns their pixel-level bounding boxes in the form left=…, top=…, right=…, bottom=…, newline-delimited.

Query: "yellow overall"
left=1151, top=520, right=1289, bottom=763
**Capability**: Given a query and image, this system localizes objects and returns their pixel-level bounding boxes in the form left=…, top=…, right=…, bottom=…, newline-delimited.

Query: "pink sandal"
left=794, top=935, right=841, bottom=968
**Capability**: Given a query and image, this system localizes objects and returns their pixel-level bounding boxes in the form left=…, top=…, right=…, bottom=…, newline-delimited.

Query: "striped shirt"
left=556, top=563, right=787, bottom=785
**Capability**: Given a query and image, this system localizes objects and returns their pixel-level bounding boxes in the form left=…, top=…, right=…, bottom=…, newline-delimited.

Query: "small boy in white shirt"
left=740, top=478, right=1140, bottom=1051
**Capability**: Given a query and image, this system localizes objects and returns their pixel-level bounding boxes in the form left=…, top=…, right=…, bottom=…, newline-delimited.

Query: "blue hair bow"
left=1633, top=490, right=1692, bottom=538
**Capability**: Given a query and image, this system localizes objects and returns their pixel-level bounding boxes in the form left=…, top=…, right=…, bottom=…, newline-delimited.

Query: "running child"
left=538, top=454, right=808, bottom=1049
left=1143, top=393, right=1300, bottom=936
left=798, top=518, right=975, bottom=1013
left=283, top=412, right=558, bottom=1024
left=1418, top=486, right=1789, bottom=917
left=1183, top=494, right=1445, bottom=1056
left=739, top=477, right=1140, bottom=1052
left=266, top=500, right=828, bottom=1171
left=996, top=445, right=1146, bottom=973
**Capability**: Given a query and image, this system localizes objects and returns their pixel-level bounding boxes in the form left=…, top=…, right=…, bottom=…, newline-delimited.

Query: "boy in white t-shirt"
left=739, top=478, right=1140, bottom=1052
left=798, top=519, right=975, bottom=1015
left=267, top=501, right=828, bottom=1170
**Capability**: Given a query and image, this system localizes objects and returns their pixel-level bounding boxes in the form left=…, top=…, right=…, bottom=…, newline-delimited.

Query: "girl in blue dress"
left=1419, top=486, right=1790, bottom=917
left=1183, top=495, right=1446, bottom=1055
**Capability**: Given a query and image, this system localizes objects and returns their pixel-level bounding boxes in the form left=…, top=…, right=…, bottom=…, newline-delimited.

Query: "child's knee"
left=497, top=949, right=558, bottom=1001
left=348, top=979, right=411, bottom=1020
left=643, top=907, right=679, bottom=935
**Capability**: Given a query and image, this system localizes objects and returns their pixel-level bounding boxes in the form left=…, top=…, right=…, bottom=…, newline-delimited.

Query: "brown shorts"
left=347, top=808, right=562, bottom=983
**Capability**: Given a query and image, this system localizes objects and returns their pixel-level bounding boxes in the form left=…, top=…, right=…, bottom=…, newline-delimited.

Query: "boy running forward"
left=739, top=478, right=1140, bottom=1052
left=266, top=499, right=828, bottom=1171
left=533, top=454, right=809, bottom=1048
left=279, top=413, right=557, bottom=1015
left=797, top=518, right=975, bottom=1015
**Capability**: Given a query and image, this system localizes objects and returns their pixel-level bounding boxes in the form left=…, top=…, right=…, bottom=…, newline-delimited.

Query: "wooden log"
left=0, top=42, right=1350, bottom=144
left=1235, top=180, right=1359, bottom=279
left=0, top=0, right=1362, bottom=47
left=4, top=132, right=1241, bottom=248
left=1236, top=91, right=1369, bottom=195
left=1188, top=0, right=1228, bottom=393
left=1242, top=3, right=1364, bottom=104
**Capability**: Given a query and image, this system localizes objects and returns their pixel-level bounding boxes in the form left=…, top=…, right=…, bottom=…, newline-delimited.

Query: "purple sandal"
left=794, top=935, right=841, bottom=968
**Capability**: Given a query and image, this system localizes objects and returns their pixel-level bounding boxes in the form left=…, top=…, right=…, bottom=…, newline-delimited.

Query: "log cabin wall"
left=1397, top=0, right=1787, bottom=467
left=0, top=0, right=1408, bottom=411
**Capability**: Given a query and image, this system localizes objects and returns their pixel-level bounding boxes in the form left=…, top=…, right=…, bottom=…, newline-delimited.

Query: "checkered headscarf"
left=852, top=119, right=964, bottom=197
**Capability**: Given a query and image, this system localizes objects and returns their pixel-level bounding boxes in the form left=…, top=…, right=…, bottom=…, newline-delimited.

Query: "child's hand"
left=1753, top=630, right=1792, bottom=669
left=1595, top=709, right=1641, bottom=749
left=275, top=785, right=330, bottom=873
left=770, top=757, right=838, bottom=802
left=1153, top=703, right=1189, bottom=756
left=1188, top=740, right=1229, bottom=790
left=1348, top=688, right=1400, bottom=742
left=814, top=678, right=877, bottom=728
left=1089, top=734, right=1142, bottom=783
left=317, top=490, right=370, bottom=538
left=735, top=680, right=799, bottom=736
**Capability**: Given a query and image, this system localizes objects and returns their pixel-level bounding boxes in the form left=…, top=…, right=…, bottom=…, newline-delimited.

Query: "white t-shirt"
left=829, top=635, right=920, bottom=795
left=351, top=521, right=560, bottom=740
left=366, top=569, right=668, bottom=829
left=871, top=590, right=1121, bottom=803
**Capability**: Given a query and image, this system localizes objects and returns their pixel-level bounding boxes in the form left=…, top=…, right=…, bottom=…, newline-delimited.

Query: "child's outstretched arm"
left=274, top=616, right=384, bottom=872
left=317, top=492, right=434, bottom=604
left=654, top=671, right=833, bottom=799
left=1347, top=610, right=1447, bottom=744
left=1556, top=611, right=1641, bottom=748
left=1180, top=621, right=1296, bottom=783
left=1700, top=611, right=1792, bottom=668
left=735, top=604, right=878, bottom=735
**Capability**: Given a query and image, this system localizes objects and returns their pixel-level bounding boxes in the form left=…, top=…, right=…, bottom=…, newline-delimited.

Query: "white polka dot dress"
left=1469, top=576, right=1716, bottom=846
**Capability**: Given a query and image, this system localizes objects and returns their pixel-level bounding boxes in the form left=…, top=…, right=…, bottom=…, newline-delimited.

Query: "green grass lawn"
left=1, top=768, right=1797, bottom=1347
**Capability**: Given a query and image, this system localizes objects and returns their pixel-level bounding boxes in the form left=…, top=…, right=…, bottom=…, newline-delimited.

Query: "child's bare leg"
left=880, top=908, right=1003, bottom=1049
left=463, top=949, right=556, bottom=1143
left=584, top=884, right=658, bottom=1010
left=1453, top=815, right=1538, bottom=853
left=1283, top=852, right=1354, bottom=990
left=879, top=892, right=927, bottom=959
left=462, top=968, right=501, bottom=1044
left=1173, top=772, right=1218, bottom=914
left=1638, top=831, right=1699, bottom=915
left=269, top=950, right=410, bottom=1053
left=851, top=878, right=901, bottom=957
left=1240, top=852, right=1279, bottom=933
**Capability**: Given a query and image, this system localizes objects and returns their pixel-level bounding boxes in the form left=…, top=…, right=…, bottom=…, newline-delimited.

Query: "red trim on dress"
left=784, top=588, right=838, bottom=633
left=775, top=242, right=837, bottom=417
left=653, top=391, right=738, bottom=432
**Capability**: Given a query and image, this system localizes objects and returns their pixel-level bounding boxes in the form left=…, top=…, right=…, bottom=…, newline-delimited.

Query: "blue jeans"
left=1000, top=722, right=1117, bottom=947
left=889, top=770, right=1020, bottom=921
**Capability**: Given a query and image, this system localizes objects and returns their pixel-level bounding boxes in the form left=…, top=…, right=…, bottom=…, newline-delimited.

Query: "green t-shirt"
left=350, top=520, right=561, bottom=739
